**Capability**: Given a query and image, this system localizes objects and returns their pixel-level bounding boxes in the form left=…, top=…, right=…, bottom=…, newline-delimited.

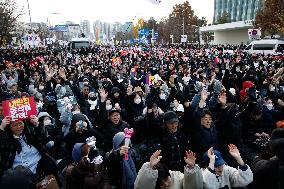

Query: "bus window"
left=71, top=41, right=89, bottom=49
left=252, top=44, right=276, bottom=50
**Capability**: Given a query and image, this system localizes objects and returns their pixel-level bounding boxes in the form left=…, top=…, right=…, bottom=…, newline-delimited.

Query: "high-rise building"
left=93, top=20, right=101, bottom=41
left=213, top=0, right=263, bottom=23
left=122, top=22, right=134, bottom=33
left=80, top=20, right=91, bottom=37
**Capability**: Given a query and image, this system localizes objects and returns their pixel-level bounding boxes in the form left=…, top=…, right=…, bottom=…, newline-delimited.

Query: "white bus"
left=69, top=38, right=90, bottom=49
left=245, top=39, right=284, bottom=55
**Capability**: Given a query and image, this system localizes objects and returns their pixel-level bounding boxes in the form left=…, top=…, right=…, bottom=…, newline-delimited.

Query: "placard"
left=2, top=97, right=37, bottom=121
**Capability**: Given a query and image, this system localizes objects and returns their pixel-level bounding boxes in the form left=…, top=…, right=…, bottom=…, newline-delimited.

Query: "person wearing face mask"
left=110, top=87, right=126, bottom=111
left=159, top=111, right=191, bottom=172
left=96, top=96, right=113, bottom=128
left=125, top=92, right=145, bottom=126
left=156, top=90, right=170, bottom=112
left=264, top=97, right=274, bottom=111
left=64, top=113, right=100, bottom=162
left=202, top=146, right=253, bottom=189
left=36, top=112, right=64, bottom=161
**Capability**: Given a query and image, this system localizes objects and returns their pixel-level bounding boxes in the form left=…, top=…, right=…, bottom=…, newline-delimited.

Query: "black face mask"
left=89, top=96, right=97, bottom=101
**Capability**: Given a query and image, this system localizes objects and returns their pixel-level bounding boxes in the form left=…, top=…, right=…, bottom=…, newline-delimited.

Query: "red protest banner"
left=2, top=97, right=37, bottom=121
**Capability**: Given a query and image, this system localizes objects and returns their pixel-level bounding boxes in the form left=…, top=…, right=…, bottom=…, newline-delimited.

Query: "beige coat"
left=134, top=163, right=203, bottom=189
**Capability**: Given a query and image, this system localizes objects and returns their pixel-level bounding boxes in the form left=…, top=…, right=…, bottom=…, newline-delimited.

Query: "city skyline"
left=18, top=0, right=214, bottom=26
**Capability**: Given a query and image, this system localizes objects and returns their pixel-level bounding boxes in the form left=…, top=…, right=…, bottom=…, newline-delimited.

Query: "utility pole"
left=182, top=11, right=185, bottom=35
left=26, top=0, right=32, bottom=30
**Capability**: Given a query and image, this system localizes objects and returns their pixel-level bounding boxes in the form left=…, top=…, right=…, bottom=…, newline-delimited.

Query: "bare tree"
left=0, top=0, right=23, bottom=47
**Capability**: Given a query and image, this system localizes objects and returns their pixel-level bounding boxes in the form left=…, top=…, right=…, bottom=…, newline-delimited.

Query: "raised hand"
left=207, top=147, right=215, bottom=161
left=30, top=115, right=39, bottom=127
left=184, top=150, right=196, bottom=167
left=173, top=99, right=179, bottom=108
left=228, top=144, right=244, bottom=166
left=0, top=116, right=11, bottom=130
left=59, top=68, right=66, bottom=80
left=228, top=144, right=241, bottom=158
left=98, top=88, right=108, bottom=102
left=150, top=150, right=162, bottom=168
left=207, top=147, right=215, bottom=169
left=218, top=91, right=227, bottom=106
left=200, top=90, right=208, bottom=102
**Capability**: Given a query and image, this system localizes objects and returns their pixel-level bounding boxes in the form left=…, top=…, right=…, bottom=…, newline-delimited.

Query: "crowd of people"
left=0, top=44, right=284, bottom=189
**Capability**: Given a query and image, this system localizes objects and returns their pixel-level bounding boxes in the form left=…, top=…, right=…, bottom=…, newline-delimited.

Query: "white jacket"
left=202, top=165, right=253, bottom=189
left=134, top=162, right=203, bottom=189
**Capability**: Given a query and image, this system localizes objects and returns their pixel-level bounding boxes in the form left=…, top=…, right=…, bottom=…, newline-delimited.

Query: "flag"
left=147, top=0, right=162, bottom=4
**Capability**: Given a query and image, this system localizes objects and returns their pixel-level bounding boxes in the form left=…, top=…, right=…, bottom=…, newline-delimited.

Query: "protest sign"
left=146, top=74, right=155, bottom=86
left=2, top=97, right=37, bottom=121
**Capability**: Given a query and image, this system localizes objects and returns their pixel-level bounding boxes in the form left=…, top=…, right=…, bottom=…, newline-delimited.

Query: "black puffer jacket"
left=160, top=128, right=190, bottom=172
left=67, top=157, right=111, bottom=189
left=252, top=156, right=284, bottom=189
left=100, top=121, right=129, bottom=152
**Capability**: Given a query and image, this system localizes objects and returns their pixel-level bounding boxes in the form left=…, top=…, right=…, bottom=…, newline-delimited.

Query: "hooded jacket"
left=67, top=157, right=111, bottom=189
left=106, top=132, right=137, bottom=189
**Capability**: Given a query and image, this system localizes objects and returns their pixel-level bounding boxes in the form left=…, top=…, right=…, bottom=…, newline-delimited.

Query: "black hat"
left=200, top=109, right=212, bottom=118
left=71, top=113, right=88, bottom=127
left=109, top=108, right=121, bottom=115
left=111, top=87, right=122, bottom=94
left=163, top=111, right=179, bottom=124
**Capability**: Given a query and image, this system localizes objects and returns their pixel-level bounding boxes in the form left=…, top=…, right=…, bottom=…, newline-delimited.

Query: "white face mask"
left=266, top=104, right=273, bottom=110
left=159, top=93, right=166, bottom=100
left=270, top=87, right=276, bottom=91
left=39, top=85, right=44, bottom=90
left=72, top=110, right=81, bottom=114
left=43, top=119, right=52, bottom=126
left=236, top=66, right=240, bottom=72
left=183, top=80, right=189, bottom=85
left=134, top=98, right=141, bottom=104
left=106, top=105, right=112, bottom=110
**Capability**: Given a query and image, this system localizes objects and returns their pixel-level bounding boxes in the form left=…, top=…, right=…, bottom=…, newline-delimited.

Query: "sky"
left=18, top=0, right=214, bottom=25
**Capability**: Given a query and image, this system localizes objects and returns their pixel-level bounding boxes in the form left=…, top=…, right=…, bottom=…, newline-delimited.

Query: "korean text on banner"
left=2, top=97, right=37, bottom=121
